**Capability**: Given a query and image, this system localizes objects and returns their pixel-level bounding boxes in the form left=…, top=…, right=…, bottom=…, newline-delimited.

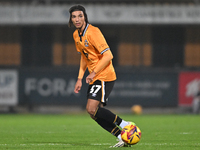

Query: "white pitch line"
left=0, top=143, right=72, bottom=146
left=91, top=143, right=112, bottom=146
left=137, top=143, right=200, bottom=146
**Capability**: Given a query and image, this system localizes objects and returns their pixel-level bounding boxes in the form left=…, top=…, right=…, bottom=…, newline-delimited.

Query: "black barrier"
left=109, top=72, right=178, bottom=107
left=19, top=68, right=87, bottom=107
left=18, top=68, right=178, bottom=107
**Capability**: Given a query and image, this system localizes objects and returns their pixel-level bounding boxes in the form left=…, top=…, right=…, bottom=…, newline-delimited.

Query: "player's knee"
left=90, top=114, right=96, bottom=120
left=86, top=106, right=96, bottom=116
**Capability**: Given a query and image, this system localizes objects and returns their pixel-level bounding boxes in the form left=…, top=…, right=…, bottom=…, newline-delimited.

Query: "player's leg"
left=94, top=80, right=135, bottom=147
left=94, top=106, right=131, bottom=129
left=94, top=104, right=135, bottom=146
left=86, top=80, right=131, bottom=129
left=91, top=80, right=132, bottom=129
left=92, top=104, right=135, bottom=147
left=86, top=99, right=122, bottom=138
left=192, top=98, right=199, bottom=114
left=86, top=80, right=135, bottom=147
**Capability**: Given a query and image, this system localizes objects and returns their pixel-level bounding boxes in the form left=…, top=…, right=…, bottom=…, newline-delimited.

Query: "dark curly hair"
left=68, top=5, right=89, bottom=28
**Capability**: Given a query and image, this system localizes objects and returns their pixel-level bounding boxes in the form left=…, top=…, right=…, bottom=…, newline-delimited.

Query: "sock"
left=119, top=120, right=129, bottom=129
left=95, top=117, right=121, bottom=138
left=94, top=107, right=122, bottom=126
left=117, top=134, right=122, bottom=140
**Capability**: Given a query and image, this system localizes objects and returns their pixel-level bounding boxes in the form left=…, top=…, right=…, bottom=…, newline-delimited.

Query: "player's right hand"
left=74, top=79, right=82, bottom=93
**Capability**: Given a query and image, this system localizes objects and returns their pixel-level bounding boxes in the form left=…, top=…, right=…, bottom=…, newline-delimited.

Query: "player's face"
left=71, top=11, right=86, bottom=30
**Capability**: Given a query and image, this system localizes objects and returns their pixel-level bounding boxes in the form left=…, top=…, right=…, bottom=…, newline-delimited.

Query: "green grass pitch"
left=0, top=113, right=199, bottom=150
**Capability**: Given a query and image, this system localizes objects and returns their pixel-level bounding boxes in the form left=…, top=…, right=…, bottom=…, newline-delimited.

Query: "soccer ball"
left=121, top=124, right=141, bottom=145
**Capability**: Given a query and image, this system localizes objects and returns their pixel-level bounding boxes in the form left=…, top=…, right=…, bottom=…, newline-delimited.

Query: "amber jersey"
left=73, top=24, right=116, bottom=84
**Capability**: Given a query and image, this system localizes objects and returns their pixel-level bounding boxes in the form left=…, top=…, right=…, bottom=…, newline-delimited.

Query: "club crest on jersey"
left=84, top=40, right=89, bottom=47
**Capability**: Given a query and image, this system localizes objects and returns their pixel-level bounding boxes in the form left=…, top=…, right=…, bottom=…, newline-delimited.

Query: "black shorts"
left=87, top=80, right=115, bottom=106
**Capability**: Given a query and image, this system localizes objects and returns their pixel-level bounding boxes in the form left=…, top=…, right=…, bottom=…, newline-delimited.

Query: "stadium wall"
left=0, top=68, right=180, bottom=107
left=0, top=68, right=195, bottom=108
left=1, top=70, right=200, bottom=109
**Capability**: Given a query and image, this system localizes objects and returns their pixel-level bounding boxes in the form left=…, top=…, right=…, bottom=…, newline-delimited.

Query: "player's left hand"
left=86, top=71, right=96, bottom=84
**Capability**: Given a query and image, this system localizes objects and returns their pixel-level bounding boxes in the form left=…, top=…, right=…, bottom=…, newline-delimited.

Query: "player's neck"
left=78, top=22, right=86, bottom=35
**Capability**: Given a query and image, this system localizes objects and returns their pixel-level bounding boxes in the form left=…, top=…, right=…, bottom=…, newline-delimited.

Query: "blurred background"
left=0, top=0, right=200, bottom=114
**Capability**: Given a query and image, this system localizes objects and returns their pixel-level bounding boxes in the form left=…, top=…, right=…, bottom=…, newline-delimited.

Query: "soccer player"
left=192, top=82, right=200, bottom=114
left=69, top=5, right=135, bottom=147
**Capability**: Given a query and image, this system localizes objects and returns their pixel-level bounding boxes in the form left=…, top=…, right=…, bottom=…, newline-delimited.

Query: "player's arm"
left=94, top=49, right=113, bottom=73
left=86, top=50, right=113, bottom=83
left=74, top=55, right=87, bottom=93
left=78, top=55, right=87, bottom=79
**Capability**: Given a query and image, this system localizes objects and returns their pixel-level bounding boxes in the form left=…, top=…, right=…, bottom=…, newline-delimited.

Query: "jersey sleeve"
left=88, top=27, right=109, bottom=54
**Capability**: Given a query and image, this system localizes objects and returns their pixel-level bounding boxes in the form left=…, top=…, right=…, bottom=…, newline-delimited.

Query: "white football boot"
left=110, top=139, right=131, bottom=148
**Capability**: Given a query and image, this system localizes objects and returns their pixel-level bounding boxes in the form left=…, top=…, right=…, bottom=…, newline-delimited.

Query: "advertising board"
left=19, top=69, right=178, bottom=107
left=179, top=72, right=200, bottom=106
left=109, top=72, right=178, bottom=107
left=0, top=70, right=18, bottom=106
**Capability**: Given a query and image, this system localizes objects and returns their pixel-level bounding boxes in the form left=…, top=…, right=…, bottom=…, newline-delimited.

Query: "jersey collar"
left=78, top=23, right=89, bottom=41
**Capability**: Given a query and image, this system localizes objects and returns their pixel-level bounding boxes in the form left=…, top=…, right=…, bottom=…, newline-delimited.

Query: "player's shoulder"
left=73, top=29, right=79, bottom=39
left=87, top=24, right=101, bottom=35
left=88, top=24, right=99, bottom=30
